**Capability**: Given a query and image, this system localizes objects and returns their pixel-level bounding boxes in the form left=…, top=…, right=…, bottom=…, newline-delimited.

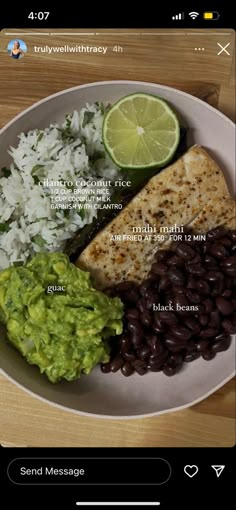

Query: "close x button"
left=7, top=457, right=171, bottom=485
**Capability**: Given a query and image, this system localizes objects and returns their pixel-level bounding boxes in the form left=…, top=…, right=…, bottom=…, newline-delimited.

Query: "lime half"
left=103, top=93, right=180, bottom=169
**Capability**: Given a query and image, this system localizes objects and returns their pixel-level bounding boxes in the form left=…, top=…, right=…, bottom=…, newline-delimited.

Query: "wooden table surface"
left=0, top=29, right=235, bottom=447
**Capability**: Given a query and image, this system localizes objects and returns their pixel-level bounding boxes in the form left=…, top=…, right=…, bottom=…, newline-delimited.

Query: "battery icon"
left=203, top=11, right=220, bottom=20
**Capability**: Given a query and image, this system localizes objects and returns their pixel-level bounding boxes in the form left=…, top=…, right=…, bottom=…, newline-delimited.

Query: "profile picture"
left=7, top=39, right=27, bottom=59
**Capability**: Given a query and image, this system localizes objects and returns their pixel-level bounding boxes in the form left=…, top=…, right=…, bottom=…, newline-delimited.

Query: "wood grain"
left=0, top=29, right=235, bottom=447
left=0, top=374, right=235, bottom=447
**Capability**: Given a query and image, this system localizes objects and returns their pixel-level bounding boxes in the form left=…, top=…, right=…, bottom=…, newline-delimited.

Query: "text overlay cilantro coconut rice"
left=0, top=103, right=119, bottom=270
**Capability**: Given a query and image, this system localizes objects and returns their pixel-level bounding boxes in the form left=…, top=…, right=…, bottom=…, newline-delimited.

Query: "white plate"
left=0, top=81, right=235, bottom=419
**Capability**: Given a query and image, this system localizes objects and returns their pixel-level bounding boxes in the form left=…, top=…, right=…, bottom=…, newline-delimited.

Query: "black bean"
left=222, top=319, right=236, bottom=334
left=211, top=336, right=231, bottom=353
left=137, top=299, right=146, bottom=313
left=219, top=237, right=232, bottom=248
left=230, top=230, right=236, bottom=241
left=148, top=363, right=163, bottom=372
left=170, top=241, right=182, bottom=253
left=132, top=359, right=147, bottom=375
left=145, top=288, right=159, bottom=303
left=140, top=279, right=153, bottom=296
left=225, top=277, right=234, bottom=288
left=184, top=317, right=201, bottom=335
left=168, top=268, right=185, bottom=286
left=205, top=271, right=224, bottom=282
left=221, top=289, right=232, bottom=298
left=207, top=226, right=227, bottom=240
left=163, top=364, right=178, bottom=376
left=173, top=294, right=189, bottom=311
left=138, top=345, right=151, bottom=359
left=165, top=336, right=187, bottom=351
left=229, top=311, right=235, bottom=323
left=184, top=351, right=200, bottom=362
left=185, top=289, right=201, bottom=304
left=140, top=311, right=152, bottom=327
left=211, top=280, right=225, bottom=297
left=203, top=240, right=214, bottom=254
left=168, top=353, right=183, bottom=366
left=158, top=311, right=178, bottom=325
left=203, top=298, right=214, bottom=314
left=187, top=263, right=206, bottom=276
left=151, top=262, right=168, bottom=275
left=194, top=304, right=205, bottom=314
left=148, top=271, right=159, bottom=282
left=200, top=328, right=218, bottom=338
left=115, top=281, right=134, bottom=292
left=204, top=254, right=218, bottom=268
left=152, top=318, right=165, bottom=333
left=202, top=350, right=216, bottom=361
left=187, top=275, right=197, bottom=289
left=145, top=298, right=156, bottom=311
left=210, top=243, right=229, bottom=258
left=208, top=310, right=220, bottom=329
left=216, top=297, right=234, bottom=316
left=149, top=352, right=163, bottom=362
left=120, top=333, right=130, bottom=343
left=199, top=314, right=209, bottom=327
left=126, top=308, right=140, bottom=320
left=176, top=243, right=195, bottom=260
left=101, top=362, right=111, bottom=373
left=158, top=276, right=171, bottom=291
left=185, top=340, right=197, bottom=352
left=164, top=295, right=175, bottom=308
left=195, top=280, right=210, bottom=295
left=195, top=340, right=209, bottom=352
left=149, top=350, right=168, bottom=366
left=110, top=356, right=124, bottom=372
left=223, top=267, right=236, bottom=277
left=151, top=340, right=164, bottom=356
left=172, top=326, right=192, bottom=341
left=124, top=289, right=139, bottom=303
left=121, top=362, right=134, bottom=376
left=146, top=333, right=160, bottom=346
left=123, top=352, right=136, bottom=362
left=154, top=250, right=173, bottom=261
left=215, top=332, right=228, bottom=341
left=172, top=286, right=185, bottom=294
left=127, top=319, right=143, bottom=335
left=190, top=253, right=202, bottom=264
left=131, top=332, right=143, bottom=348
left=121, top=335, right=132, bottom=352
left=167, top=255, right=185, bottom=266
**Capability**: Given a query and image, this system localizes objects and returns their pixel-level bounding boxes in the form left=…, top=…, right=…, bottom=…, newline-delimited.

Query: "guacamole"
left=0, top=253, right=123, bottom=382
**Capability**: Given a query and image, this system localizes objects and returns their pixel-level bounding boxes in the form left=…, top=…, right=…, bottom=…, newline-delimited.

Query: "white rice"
left=0, top=103, right=119, bottom=270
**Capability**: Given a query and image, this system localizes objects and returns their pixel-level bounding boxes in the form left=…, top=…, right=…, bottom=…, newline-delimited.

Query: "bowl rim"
left=0, top=79, right=235, bottom=419
left=0, top=367, right=235, bottom=420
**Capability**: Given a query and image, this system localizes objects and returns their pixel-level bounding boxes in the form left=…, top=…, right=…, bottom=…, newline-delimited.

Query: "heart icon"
left=184, top=465, right=199, bottom=478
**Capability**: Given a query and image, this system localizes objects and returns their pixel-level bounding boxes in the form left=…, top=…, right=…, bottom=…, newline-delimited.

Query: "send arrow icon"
left=211, top=465, right=225, bottom=478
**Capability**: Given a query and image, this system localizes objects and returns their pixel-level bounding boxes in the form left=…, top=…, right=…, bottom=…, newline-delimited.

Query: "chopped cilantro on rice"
left=0, top=103, right=119, bottom=270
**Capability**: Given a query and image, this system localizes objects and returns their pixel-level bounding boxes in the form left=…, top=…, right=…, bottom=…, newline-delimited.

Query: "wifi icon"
left=189, top=11, right=199, bottom=19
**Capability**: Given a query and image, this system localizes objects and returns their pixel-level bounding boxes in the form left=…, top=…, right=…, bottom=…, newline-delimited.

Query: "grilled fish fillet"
left=77, top=145, right=235, bottom=289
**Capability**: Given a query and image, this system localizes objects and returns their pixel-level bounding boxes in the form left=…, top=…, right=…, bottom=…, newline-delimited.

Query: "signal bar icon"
left=172, top=13, right=184, bottom=20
